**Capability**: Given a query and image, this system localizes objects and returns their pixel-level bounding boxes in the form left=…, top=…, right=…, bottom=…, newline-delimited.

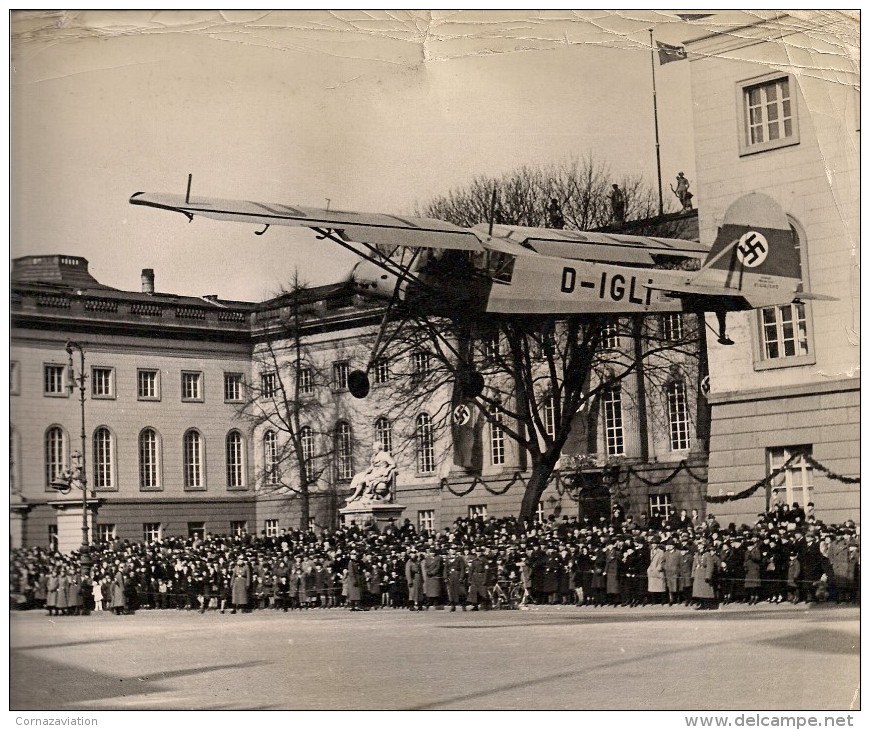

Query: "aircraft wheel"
left=458, top=369, right=484, bottom=399
left=348, top=370, right=371, bottom=399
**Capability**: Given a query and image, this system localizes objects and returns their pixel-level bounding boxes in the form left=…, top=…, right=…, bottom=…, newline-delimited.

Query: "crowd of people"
left=9, top=501, right=860, bottom=616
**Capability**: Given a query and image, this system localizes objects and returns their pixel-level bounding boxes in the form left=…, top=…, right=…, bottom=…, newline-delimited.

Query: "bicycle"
left=488, top=580, right=526, bottom=610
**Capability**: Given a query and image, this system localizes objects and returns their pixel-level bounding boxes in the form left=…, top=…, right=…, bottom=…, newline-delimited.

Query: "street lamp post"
left=66, top=340, right=92, bottom=578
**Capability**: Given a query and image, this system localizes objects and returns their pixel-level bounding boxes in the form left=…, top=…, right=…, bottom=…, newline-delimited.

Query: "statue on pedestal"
left=346, top=441, right=397, bottom=505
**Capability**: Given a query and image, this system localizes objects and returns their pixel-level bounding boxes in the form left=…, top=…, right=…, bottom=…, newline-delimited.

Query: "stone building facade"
left=685, top=13, right=860, bottom=526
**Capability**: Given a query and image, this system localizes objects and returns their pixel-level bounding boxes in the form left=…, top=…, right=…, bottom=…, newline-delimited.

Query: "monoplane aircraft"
left=130, top=182, right=830, bottom=398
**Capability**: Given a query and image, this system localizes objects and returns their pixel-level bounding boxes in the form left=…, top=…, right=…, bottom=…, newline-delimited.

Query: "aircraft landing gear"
left=457, top=369, right=484, bottom=399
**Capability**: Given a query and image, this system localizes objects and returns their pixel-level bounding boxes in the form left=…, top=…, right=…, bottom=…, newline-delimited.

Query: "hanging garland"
left=627, top=460, right=688, bottom=487
left=439, top=455, right=857, bottom=504
left=804, top=455, right=860, bottom=484
left=705, top=453, right=799, bottom=503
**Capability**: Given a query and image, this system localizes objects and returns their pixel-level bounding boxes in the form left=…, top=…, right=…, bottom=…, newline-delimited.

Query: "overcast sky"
left=11, top=10, right=754, bottom=302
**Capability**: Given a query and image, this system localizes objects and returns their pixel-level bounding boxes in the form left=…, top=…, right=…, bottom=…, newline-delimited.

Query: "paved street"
left=11, top=603, right=859, bottom=711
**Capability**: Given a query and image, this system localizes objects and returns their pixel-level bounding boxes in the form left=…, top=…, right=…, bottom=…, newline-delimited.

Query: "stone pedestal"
left=48, top=498, right=98, bottom=555
left=339, top=500, right=406, bottom=530
left=10, top=495, right=29, bottom=550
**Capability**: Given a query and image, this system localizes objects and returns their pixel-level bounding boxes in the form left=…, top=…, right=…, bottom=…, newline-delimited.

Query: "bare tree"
left=239, top=272, right=338, bottom=530
left=381, top=157, right=706, bottom=524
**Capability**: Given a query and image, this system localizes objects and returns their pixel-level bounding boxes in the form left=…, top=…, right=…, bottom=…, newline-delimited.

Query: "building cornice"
left=684, top=12, right=796, bottom=59
left=708, top=376, right=859, bottom=405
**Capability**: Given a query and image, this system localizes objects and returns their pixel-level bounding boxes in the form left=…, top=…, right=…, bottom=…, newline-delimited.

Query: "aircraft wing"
left=477, top=223, right=709, bottom=265
left=130, top=192, right=485, bottom=252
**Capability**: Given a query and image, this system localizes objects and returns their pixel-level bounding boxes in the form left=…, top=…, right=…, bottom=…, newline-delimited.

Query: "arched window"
left=300, top=425, right=316, bottom=482
left=335, top=421, right=353, bottom=481
left=226, top=430, right=245, bottom=489
left=264, top=430, right=279, bottom=485
left=183, top=429, right=204, bottom=490
left=92, top=427, right=114, bottom=490
left=44, top=426, right=66, bottom=489
left=139, top=428, right=160, bottom=490
left=374, top=416, right=393, bottom=454
left=490, top=401, right=505, bottom=466
left=416, top=413, right=435, bottom=473
left=667, top=381, right=691, bottom=451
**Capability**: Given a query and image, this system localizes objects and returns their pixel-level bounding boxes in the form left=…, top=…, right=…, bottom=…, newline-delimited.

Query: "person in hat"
left=230, top=557, right=251, bottom=614
left=692, top=540, right=718, bottom=610
left=344, top=551, right=363, bottom=611
left=663, top=541, right=680, bottom=606
left=443, top=547, right=467, bottom=612
left=646, top=542, right=667, bottom=605
left=465, top=547, right=487, bottom=611
left=743, top=536, right=763, bottom=605
left=423, top=547, right=444, bottom=608
left=404, top=549, right=424, bottom=610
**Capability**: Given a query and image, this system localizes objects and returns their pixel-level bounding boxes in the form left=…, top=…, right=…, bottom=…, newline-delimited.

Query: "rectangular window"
left=91, top=367, right=115, bottom=399
left=96, top=524, right=116, bottom=543
left=143, top=522, right=162, bottom=542
left=264, top=519, right=279, bottom=538
left=760, top=304, right=810, bottom=359
left=661, top=314, right=684, bottom=342
left=10, top=361, right=20, bottom=395
left=181, top=371, right=203, bottom=401
left=298, top=367, right=314, bottom=396
left=137, top=369, right=160, bottom=401
left=373, top=358, right=390, bottom=385
left=333, top=361, right=349, bottom=391
left=468, top=504, right=488, bottom=519
left=739, top=73, right=799, bottom=155
left=481, top=333, right=499, bottom=365
left=603, top=386, right=624, bottom=456
left=48, top=524, right=58, bottom=550
left=43, top=364, right=66, bottom=396
left=649, top=494, right=674, bottom=523
left=224, top=373, right=244, bottom=402
left=230, top=520, right=247, bottom=537
left=755, top=224, right=814, bottom=369
left=411, top=351, right=431, bottom=380
left=187, top=522, right=205, bottom=540
left=667, top=381, right=691, bottom=451
left=602, top=321, right=620, bottom=350
left=490, top=406, right=505, bottom=466
left=308, top=516, right=316, bottom=532
left=418, top=510, right=435, bottom=532
left=535, top=501, right=545, bottom=523
left=768, top=446, right=814, bottom=507
left=261, top=372, right=277, bottom=398
left=543, top=393, right=556, bottom=438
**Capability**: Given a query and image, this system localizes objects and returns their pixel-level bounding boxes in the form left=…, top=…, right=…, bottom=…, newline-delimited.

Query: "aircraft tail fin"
left=691, top=193, right=805, bottom=309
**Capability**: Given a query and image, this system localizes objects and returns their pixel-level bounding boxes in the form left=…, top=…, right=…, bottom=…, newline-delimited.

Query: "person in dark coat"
left=423, top=549, right=444, bottom=606
left=465, top=548, right=487, bottom=610
left=405, top=551, right=424, bottom=610
left=692, top=541, right=718, bottom=610
left=231, top=559, right=251, bottom=613
left=444, top=548, right=467, bottom=611
left=743, top=538, right=763, bottom=605
left=604, top=541, right=622, bottom=605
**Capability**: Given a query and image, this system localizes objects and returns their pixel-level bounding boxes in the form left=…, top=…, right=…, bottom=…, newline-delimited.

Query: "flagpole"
left=649, top=28, right=664, bottom=217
